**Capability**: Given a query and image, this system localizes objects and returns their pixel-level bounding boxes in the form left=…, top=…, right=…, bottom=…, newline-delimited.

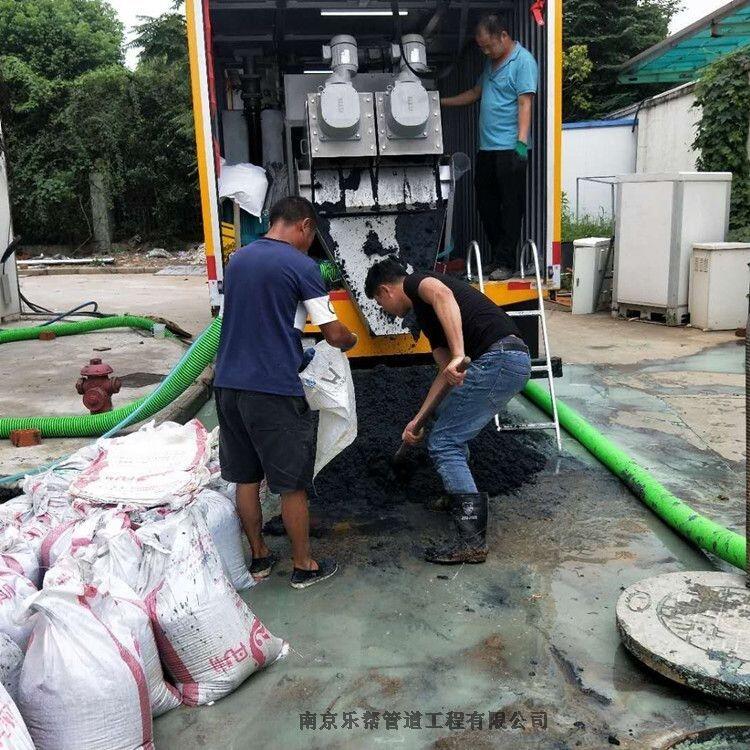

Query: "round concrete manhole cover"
left=616, top=571, right=750, bottom=702
left=663, top=725, right=750, bottom=749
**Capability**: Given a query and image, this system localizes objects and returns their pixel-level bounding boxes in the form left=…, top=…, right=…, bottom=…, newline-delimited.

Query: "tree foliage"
left=562, top=45, right=594, bottom=118
left=693, top=49, right=750, bottom=237
left=0, top=0, right=122, bottom=80
left=0, top=2, right=199, bottom=245
left=563, top=0, right=682, bottom=120
left=130, top=12, right=191, bottom=66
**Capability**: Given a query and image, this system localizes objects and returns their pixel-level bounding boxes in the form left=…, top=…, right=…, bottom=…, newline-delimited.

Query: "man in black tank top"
left=365, top=257, right=532, bottom=565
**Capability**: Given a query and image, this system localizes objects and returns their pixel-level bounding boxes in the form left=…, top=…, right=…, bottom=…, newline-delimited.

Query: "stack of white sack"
left=0, top=514, right=44, bottom=709
left=137, top=506, right=287, bottom=706
left=13, top=420, right=255, bottom=594
left=0, top=419, right=283, bottom=739
left=22, top=443, right=97, bottom=518
left=18, top=557, right=155, bottom=750
left=0, top=492, right=79, bottom=588
left=0, top=456, right=94, bottom=583
left=65, top=419, right=254, bottom=589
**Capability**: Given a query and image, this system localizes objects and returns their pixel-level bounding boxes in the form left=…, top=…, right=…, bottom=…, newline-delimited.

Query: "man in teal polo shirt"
left=441, top=14, right=538, bottom=280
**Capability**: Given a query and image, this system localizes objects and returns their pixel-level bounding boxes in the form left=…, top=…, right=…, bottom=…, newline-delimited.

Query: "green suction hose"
left=0, top=316, right=222, bottom=439
left=0, top=315, right=173, bottom=345
left=523, top=379, right=747, bottom=570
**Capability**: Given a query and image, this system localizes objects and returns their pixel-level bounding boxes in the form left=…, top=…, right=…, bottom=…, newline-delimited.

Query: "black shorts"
left=215, top=387, right=315, bottom=494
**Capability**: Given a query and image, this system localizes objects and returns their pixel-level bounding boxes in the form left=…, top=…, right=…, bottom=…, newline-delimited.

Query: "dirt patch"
left=369, top=671, right=404, bottom=696
left=17, top=243, right=204, bottom=272
left=120, top=372, right=167, bottom=388
left=272, top=675, right=324, bottom=703
left=479, top=584, right=511, bottom=609
left=462, top=633, right=509, bottom=678
left=312, top=364, right=548, bottom=519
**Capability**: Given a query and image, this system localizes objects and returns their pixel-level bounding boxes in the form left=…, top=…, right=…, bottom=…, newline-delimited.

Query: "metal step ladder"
left=467, top=239, right=562, bottom=452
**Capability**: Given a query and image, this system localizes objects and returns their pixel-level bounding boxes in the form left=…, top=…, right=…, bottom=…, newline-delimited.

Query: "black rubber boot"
left=424, top=492, right=488, bottom=564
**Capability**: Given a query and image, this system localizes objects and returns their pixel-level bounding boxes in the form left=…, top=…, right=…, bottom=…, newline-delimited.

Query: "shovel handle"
left=394, top=356, right=471, bottom=460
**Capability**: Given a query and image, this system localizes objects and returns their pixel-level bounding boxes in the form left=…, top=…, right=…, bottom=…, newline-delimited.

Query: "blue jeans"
left=427, top=347, right=531, bottom=494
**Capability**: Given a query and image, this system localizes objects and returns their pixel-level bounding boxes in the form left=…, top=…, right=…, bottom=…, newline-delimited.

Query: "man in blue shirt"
left=214, top=196, right=357, bottom=590
left=441, top=14, right=539, bottom=280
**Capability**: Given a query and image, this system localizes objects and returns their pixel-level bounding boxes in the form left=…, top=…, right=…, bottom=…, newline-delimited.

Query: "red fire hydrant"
left=76, top=359, right=121, bottom=414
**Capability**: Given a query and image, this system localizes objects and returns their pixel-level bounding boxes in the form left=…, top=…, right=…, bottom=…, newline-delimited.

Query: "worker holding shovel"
left=365, top=257, right=531, bottom=564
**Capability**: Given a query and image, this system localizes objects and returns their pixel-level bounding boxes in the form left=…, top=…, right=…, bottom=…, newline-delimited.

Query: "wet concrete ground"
left=6, top=277, right=749, bottom=747
left=154, top=310, right=750, bottom=749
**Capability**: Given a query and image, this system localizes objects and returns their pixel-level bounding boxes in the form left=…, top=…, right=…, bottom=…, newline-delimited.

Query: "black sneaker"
left=250, top=553, right=277, bottom=580
left=290, top=558, right=338, bottom=589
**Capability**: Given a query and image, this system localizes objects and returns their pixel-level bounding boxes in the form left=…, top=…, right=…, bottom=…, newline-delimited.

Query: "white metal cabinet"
left=689, top=242, right=750, bottom=331
left=572, top=237, right=611, bottom=314
left=612, top=172, right=732, bottom=325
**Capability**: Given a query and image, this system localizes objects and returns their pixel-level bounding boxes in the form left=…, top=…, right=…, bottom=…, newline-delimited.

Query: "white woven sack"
left=0, top=680, right=34, bottom=749
left=40, top=508, right=129, bottom=572
left=0, top=496, right=32, bottom=526
left=95, top=574, right=181, bottom=717
left=22, top=444, right=98, bottom=519
left=18, top=558, right=154, bottom=750
left=18, top=514, right=54, bottom=560
left=0, top=569, right=36, bottom=649
left=68, top=420, right=211, bottom=509
left=137, top=508, right=286, bottom=706
left=89, top=525, right=143, bottom=590
left=0, top=527, right=39, bottom=588
left=193, top=489, right=253, bottom=591
left=0, top=633, right=23, bottom=702
left=299, top=340, right=358, bottom=474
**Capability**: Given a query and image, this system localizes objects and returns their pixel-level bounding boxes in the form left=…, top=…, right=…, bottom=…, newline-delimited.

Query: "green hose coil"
left=523, top=379, right=747, bottom=570
left=0, top=315, right=172, bottom=345
left=0, top=316, right=222, bottom=439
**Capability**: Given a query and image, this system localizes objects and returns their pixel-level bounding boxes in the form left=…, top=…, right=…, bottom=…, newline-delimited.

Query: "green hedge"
left=693, top=49, right=750, bottom=235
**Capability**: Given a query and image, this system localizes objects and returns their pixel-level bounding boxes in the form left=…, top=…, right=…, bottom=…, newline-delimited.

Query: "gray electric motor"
left=386, top=34, right=430, bottom=139
left=318, top=35, right=361, bottom=141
